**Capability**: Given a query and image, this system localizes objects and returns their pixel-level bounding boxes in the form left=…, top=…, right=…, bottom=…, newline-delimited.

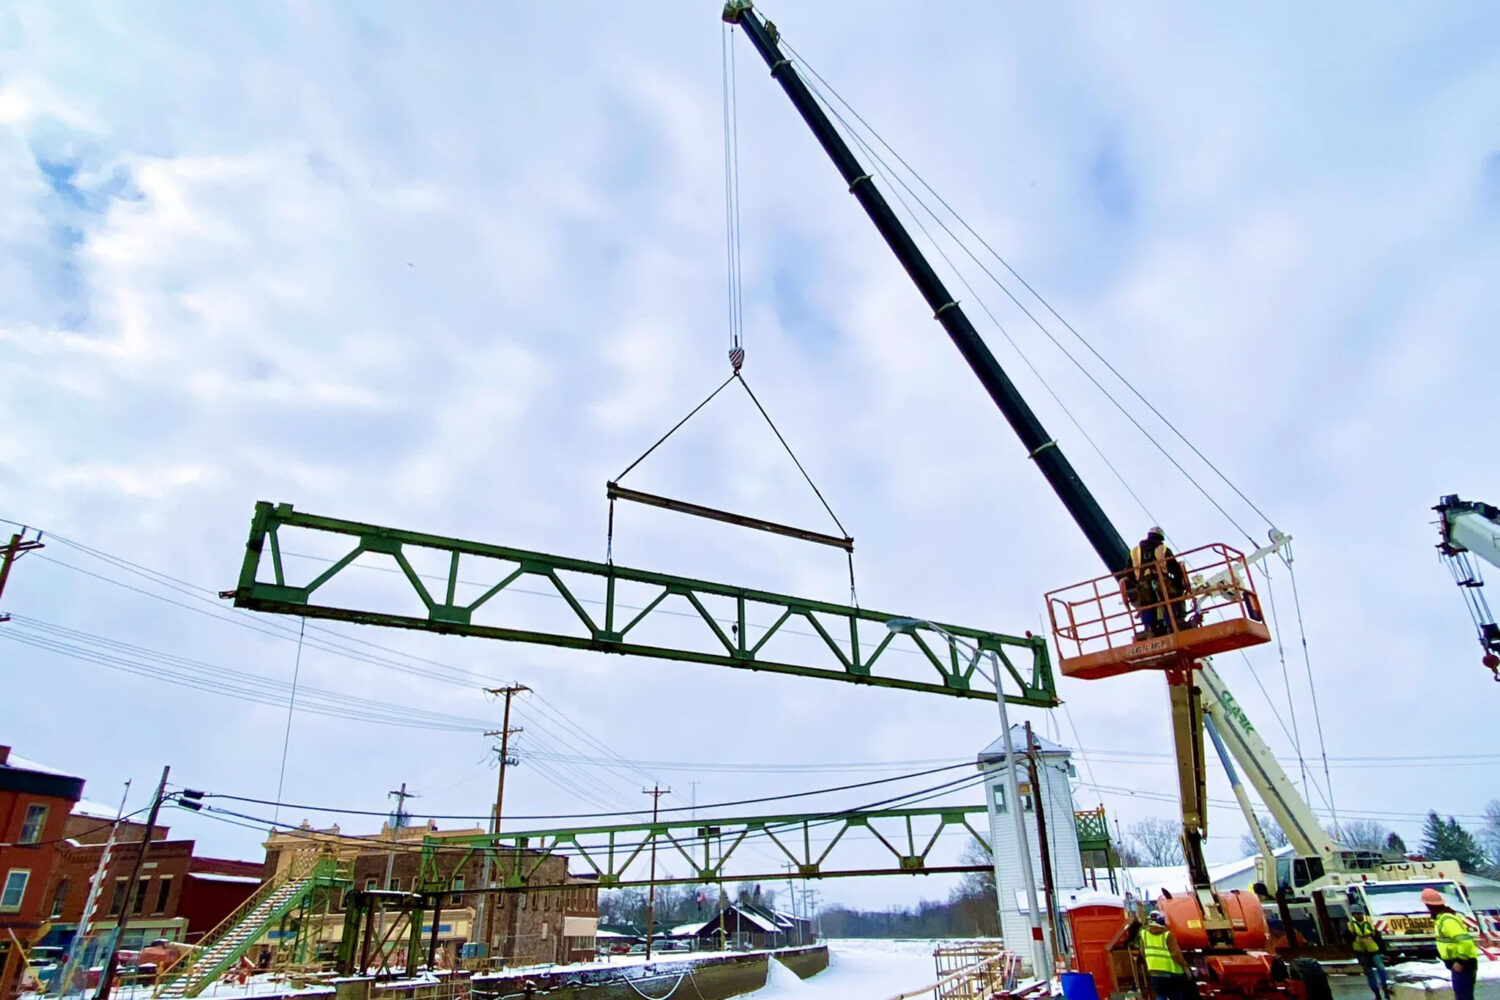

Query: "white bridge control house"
left=979, top=725, right=1087, bottom=960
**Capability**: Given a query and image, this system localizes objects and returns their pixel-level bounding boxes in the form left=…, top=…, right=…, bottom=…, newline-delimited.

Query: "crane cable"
left=786, top=34, right=1346, bottom=833
left=723, top=22, right=746, bottom=369
left=607, top=24, right=856, bottom=605
left=783, top=39, right=1278, bottom=545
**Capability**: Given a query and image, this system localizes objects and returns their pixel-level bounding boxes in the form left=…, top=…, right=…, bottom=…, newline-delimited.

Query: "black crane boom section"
left=723, top=3, right=1131, bottom=574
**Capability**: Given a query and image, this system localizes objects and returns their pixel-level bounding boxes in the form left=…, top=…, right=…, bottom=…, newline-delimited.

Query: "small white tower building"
left=978, top=725, right=1086, bottom=961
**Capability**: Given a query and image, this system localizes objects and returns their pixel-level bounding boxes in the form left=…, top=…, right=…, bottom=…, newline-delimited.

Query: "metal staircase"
left=154, top=852, right=351, bottom=998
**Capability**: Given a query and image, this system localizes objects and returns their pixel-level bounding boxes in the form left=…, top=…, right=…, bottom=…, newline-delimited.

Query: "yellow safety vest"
left=1434, top=911, right=1479, bottom=962
left=1348, top=916, right=1378, bottom=954
left=1141, top=927, right=1185, bottom=975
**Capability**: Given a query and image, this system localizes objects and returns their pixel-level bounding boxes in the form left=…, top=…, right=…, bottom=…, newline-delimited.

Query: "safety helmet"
left=1421, top=888, right=1445, bottom=906
left=1148, top=911, right=1167, bottom=926
left=1147, top=526, right=1165, bottom=540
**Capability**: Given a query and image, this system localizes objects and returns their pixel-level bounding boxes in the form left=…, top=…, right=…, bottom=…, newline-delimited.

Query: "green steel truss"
left=416, top=805, right=993, bottom=891
left=230, top=502, right=1056, bottom=705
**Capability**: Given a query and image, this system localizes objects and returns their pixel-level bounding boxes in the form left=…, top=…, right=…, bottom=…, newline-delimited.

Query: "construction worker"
left=1125, top=528, right=1190, bottom=639
left=1141, top=910, right=1191, bottom=1000
left=1347, top=905, right=1392, bottom=999
left=1425, top=887, right=1480, bottom=1000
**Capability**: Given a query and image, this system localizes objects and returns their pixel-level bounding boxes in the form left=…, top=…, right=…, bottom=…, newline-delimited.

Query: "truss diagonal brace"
left=229, top=501, right=1056, bottom=705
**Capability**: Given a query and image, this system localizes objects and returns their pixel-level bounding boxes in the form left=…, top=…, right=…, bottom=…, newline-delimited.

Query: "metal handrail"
left=151, top=850, right=323, bottom=996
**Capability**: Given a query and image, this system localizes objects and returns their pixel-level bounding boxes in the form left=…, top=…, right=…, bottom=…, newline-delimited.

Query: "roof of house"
left=978, top=725, right=1069, bottom=764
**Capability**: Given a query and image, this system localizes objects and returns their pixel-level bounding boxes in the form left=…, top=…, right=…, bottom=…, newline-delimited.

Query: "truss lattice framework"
left=415, top=805, right=993, bottom=890
left=230, top=502, right=1057, bottom=705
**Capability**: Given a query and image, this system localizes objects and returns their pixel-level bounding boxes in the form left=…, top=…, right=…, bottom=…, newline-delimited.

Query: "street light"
left=886, top=618, right=1050, bottom=979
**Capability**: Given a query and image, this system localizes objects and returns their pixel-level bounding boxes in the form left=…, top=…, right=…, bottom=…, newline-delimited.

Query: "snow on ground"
left=1390, top=957, right=1500, bottom=987
left=743, top=939, right=945, bottom=1000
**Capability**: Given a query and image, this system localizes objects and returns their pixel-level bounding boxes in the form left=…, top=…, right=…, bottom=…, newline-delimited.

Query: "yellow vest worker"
left=1141, top=912, right=1190, bottom=1000
left=1435, top=911, right=1480, bottom=961
left=1425, top=888, right=1480, bottom=1000
left=1347, top=910, right=1391, bottom=999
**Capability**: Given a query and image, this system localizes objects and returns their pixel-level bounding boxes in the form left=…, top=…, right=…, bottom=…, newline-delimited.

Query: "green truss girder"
left=416, top=805, right=994, bottom=891
left=230, top=502, right=1056, bottom=705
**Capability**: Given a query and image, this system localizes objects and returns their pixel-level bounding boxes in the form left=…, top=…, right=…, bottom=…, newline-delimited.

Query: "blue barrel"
left=1060, top=971, right=1100, bottom=1000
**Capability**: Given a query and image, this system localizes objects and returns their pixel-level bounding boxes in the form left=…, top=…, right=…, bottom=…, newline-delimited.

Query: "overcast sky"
left=3, top=1, right=1498, bottom=911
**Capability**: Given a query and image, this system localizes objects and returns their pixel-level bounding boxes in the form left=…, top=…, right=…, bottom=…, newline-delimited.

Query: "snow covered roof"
left=73, top=799, right=123, bottom=820
left=977, top=725, right=1069, bottom=764
left=668, top=923, right=705, bottom=936
left=4, top=753, right=82, bottom=779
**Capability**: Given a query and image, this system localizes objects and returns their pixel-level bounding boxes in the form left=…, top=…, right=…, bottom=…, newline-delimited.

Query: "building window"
left=991, top=783, right=1034, bottom=814
left=449, top=876, right=465, bottom=905
left=388, top=877, right=401, bottom=892
left=51, top=879, right=68, bottom=919
left=19, top=805, right=48, bottom=845
left=155, top=876, right=173, bottom=914
left=2, top=870, right=31, bottom=911
left=109, top=878, right=128, bottom=915
left=133, top=878, right=151, bottom=915
left=365, top=878, right=378, bottom=892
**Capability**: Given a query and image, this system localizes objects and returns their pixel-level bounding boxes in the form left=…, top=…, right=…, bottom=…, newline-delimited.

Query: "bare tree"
left=1332, top=819, right=1392, bottom=852
left=1129, top=817, right=1185, bottom=867
left=1239, top=814, right=1290, bottom=857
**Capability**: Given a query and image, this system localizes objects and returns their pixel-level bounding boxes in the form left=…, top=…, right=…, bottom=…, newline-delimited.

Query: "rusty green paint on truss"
left=415, top=804, right=994, bottom=891
left=230, top=502, right=1057, bottom=705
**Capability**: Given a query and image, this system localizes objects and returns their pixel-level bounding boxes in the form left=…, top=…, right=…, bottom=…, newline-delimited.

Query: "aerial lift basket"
left=1046, top=543, right=1272, bottom=680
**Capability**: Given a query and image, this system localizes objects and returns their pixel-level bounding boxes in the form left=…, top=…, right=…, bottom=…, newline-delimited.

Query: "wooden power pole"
left=1024, top=722, right=1061, bottom=964
left=96, top=767, right=168, bottom=1000
left=0, top=530, right=44, bottom=621
left=642, top=785, right=669, bottom=960
left=479, top=684, right=527, bottom=964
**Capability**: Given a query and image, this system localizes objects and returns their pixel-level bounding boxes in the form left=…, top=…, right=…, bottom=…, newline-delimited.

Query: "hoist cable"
left=1255, top=560, right=1309, bottom=796
left=801, top=73, right=1162, bottom=530
left=734, top=374, right=857, bottom=606
left=722, top=23, right=745, bottom=356
left=1286, top=559, right=1338, bottom=838
left=613, top=373, right=739, bottom=484
left=784, top=39, right=1279, bottom=541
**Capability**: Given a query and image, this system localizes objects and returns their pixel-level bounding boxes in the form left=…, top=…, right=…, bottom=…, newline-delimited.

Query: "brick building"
left=0, top=748, right=84, bottom=1000
left=44, top=832, right=263, bottom=952
left=262, top=822, right=598, bottom=968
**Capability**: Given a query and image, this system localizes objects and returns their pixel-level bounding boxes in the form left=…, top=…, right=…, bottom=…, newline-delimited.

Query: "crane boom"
left=721, top=1, right=1130, bottom=575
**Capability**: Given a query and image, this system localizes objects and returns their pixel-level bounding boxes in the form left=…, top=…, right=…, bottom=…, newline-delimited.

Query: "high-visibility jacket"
left=1141, top=926, right=1185, bottom=975
left=1348, top=916, right=1379, bottom=954
left=1434, top=911, right=1480, bottom=962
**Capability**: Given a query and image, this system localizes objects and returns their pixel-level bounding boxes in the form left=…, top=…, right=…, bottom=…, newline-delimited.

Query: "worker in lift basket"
left=1425, top=887, right=1481, bottom=1000
left=1347, top=904, right=1393, bottom=1000
left=1124, top=528, right=1190, bottom=640
left=1140, top=910, right=1192, bottom=1000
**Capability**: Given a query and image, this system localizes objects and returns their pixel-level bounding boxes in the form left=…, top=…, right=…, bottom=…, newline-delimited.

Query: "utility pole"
left=0, top=529, right=44, bottom=621
left=1024, top=722, right=1060, bottom=966
left=96, top=767, right=168, bottom=1000
left=642, top=785, right=669, bottom=961
left=384, top=783, right=418, bottom=890
left=480, top=684, right=527, bottom=965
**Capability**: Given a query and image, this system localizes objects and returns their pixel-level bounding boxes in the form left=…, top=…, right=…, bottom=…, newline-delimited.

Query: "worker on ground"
left=1347, top=905, right=1392, bottom=1000
left=1425, top=887, right=1480, bottom=1000
left=1124, top=528, right=1190, bottom=639
left=1141, top=910, right=1191, bottom=1000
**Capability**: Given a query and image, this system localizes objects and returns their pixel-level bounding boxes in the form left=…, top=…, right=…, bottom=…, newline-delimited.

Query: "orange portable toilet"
left=1067, top=899, right=1129, bottom=998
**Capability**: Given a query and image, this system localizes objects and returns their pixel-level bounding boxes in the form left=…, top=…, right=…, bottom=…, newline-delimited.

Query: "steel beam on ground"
left=228, top=502, right=1056, bottom=705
